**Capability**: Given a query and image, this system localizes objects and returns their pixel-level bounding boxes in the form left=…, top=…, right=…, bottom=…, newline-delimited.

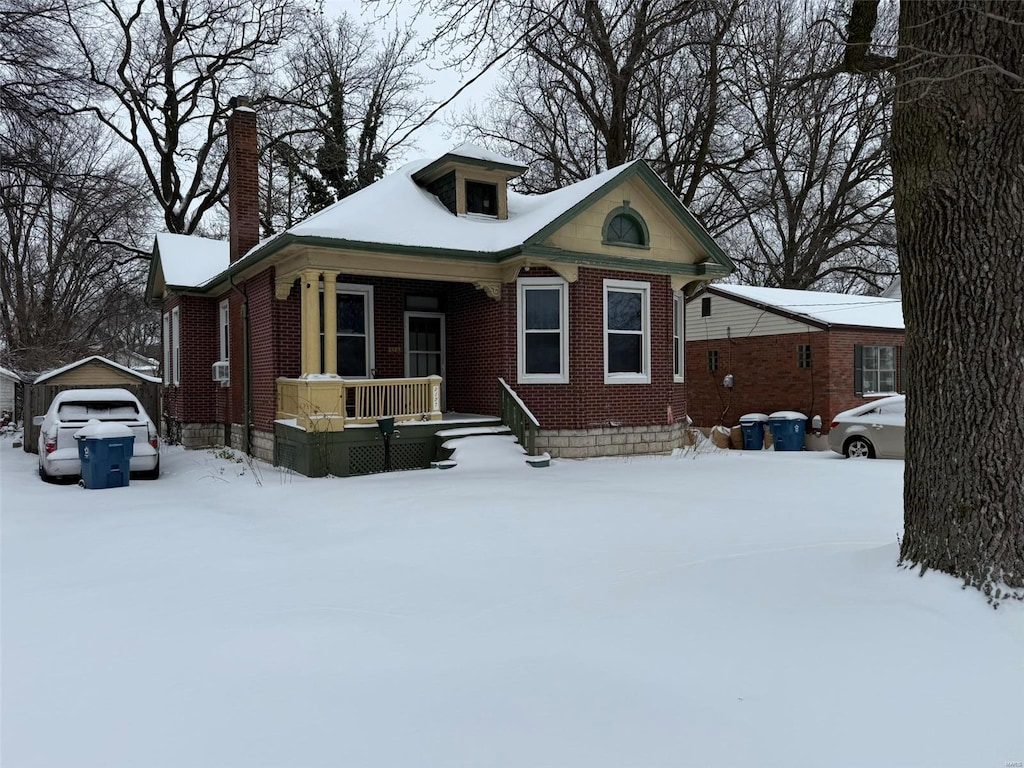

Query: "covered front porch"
left=276, top=375, right=443, bottom=432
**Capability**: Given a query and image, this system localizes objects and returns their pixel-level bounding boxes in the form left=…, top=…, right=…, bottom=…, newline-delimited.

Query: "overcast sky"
left=322, top=0, right=503, bottom=163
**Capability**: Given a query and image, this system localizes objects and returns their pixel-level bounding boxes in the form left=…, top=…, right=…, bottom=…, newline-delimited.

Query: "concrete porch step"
left=434, top=425, right=512, bottom=439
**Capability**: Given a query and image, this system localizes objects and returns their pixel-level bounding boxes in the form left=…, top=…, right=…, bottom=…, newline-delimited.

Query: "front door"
left=405, top=312, right=446, bottom=410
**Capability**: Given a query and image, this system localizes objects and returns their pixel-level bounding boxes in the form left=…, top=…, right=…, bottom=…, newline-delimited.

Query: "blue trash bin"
left=738, top=413, right=770, bottom=450
left=74, top=421, right=135, bottom=489
left=767, top=411, right=807, bottom=451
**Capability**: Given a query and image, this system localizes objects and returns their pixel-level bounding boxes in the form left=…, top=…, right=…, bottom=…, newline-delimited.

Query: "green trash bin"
left=767, top=411, right=807, bottom=451
left=74, top=421, right=135, bottom=489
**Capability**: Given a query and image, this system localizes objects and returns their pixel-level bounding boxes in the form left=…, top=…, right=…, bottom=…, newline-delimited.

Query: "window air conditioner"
left=212, top=360, right=230, bottom=385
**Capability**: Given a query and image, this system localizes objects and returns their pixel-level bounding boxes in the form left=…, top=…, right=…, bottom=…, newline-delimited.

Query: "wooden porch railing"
left=498, top=377, right=540, bottom=455
left=277, top=375, right=442, bottom=432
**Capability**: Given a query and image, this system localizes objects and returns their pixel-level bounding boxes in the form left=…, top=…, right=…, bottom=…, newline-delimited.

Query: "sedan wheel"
left=845, top=437, right=875, bottom=459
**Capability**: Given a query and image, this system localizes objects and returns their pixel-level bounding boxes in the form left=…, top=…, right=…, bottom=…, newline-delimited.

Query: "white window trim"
left=603, top=278, right=651, bottom=385
left=862, top=344, right=896, bottom=395
left=170, top=306, right=180, bottom=387
left=517, top=277, right=569, bottom=384
left=218, top=299, right=230, bottom=362
left=673, top=293, right=684, bottom=383
left=336, top=283, right=375, bottom=379
left=162, top=312, right=170, bottom=385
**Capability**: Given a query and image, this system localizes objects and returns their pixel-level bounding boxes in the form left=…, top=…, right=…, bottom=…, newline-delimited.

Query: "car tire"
left=844, top=436, right=875, bottom=459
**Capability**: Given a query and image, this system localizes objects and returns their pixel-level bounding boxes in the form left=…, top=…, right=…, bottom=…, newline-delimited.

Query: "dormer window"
left=466, top=181, right=498, bottom=216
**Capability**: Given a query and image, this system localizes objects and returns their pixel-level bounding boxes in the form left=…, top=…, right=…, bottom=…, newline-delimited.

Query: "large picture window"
left=336, top=284, right=374, bottom=378
left=517, top=277, right=569, bottom=383
left=604, top=279, right=650, bottom=384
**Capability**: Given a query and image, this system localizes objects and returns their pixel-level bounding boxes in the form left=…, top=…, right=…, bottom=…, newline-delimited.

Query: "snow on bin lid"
left=73, top=420, right=135, bottom=439
left=739, top=413, right=770, bottom=422
left=768, top=411, right=807, bottom=420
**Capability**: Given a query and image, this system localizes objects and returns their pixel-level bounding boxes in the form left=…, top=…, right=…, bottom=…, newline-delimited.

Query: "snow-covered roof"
left=881, top=276, right=902, bottom=299
left=155, top=233, right=230, bottom=289
left=711, top=284, right=904, bottom=329
left=34, top=356, right=162, bottom=385
left=446, top=142, right=524, bottom=168
left=0, top=365, right=20, bottom=381
left=281, top=159, right=642, bottom=254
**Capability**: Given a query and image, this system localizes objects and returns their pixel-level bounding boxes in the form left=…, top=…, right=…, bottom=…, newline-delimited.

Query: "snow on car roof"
left=50, top=388, right=141, bottom=404
left=34, top=356, right=162, bottom=385
left=155, top=232, right=230, bottom=289
left=712, top=284, right=904, bottom=329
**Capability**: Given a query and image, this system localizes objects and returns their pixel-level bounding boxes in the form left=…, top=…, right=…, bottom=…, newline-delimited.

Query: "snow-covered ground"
left=2, top=437, right=1021, bottom=768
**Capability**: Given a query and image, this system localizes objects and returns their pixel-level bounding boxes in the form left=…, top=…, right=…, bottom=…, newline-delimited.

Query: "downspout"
left=229, top=274, right=252, bottom=456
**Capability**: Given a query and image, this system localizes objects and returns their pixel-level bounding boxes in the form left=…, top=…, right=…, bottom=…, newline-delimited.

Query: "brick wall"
left=162, top=294, right=219, bottom=427
left=503, top=267, right=685, bottom=430
left=684, top=328, right=904, bottom=430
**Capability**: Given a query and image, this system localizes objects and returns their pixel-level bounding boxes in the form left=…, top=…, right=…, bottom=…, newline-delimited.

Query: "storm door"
left=404, top=312, right=446, bottom=410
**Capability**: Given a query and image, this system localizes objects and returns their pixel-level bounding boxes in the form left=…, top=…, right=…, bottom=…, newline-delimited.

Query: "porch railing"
left=277, top=375, right=442, bottom=432
left=498, top=377, right=540, bottom=455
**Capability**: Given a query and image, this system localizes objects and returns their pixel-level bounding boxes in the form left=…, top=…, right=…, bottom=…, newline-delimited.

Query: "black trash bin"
left=738, top=413, right=769, bottom=450
left=75, top=421, right=135, bottom=489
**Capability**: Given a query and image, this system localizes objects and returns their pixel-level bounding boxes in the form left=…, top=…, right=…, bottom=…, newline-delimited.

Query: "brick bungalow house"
left=684, top=284, right=904, bottom=433
left=145, top=98, right=733, bottom=475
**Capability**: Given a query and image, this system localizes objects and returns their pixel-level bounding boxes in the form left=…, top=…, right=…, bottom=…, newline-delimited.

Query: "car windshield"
left=56, top=401, right=140, bottom=422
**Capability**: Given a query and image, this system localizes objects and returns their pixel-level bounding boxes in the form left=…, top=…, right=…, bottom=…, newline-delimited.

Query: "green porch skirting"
left=274, top=420, right=494, bottom=478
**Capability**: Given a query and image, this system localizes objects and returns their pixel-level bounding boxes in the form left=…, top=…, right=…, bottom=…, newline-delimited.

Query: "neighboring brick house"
left=684, top=284, right=904, bottom=433
left=145, top=98, right=733, bottom=476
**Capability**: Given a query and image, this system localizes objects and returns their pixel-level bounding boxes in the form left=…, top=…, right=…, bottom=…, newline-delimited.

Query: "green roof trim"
left=411, top=153, right=528, bottom=184
left=518, top=245, right=731, bottom=277
left=523, top=161, right=734, bottom=272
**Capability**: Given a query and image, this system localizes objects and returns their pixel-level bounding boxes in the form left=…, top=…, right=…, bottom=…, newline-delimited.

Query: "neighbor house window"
left=604, top=279, right=650, bottom=384
left=701, top=296, right=711, bottom=317
left=855, top=344, right=900, bottom=395
left=708, top=350, right=719, bottom=372
left=673, top=293, right=684, bottom=382
left=218, top=300, right=230, bottom=362
left=517, top=277, right=569, bottom=383
left=466, top=180, right=497, bottom=216
left=162, top=312, right=170, bottom=385
left=336, top=284, right=374, bottom=378
left=170, top=306, right=180, bottom=386
left=798, top=344, right=811, bottom=369
left=602, top=205, right=649, bottom=247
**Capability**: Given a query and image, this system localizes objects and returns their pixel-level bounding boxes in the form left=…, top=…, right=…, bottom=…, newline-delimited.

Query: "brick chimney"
left=227, top=96, right=259, bottom=264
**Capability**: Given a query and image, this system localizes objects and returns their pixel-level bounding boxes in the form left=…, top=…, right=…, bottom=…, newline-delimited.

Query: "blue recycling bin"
left=767, top=411, right=807, bottom=451
left=738, top=413, right=770, bottom=450
left=75, top=422, right=134, bottom=489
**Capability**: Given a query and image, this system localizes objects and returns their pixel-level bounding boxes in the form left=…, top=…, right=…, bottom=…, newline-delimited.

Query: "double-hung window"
left=604, top=279, right=650, bottom=384
left=673, top=293, right=684, bottom=382
left=855, top=344, right=899, bottom=395
left=162, top=312, right=170, bottom=385
left=170, top=306, right=180, bottom=386
left=336, top=284, right=374, bottom=378
left=218, top=300, right=230, bottom=362
left=517, top=277, right=569, bottom=383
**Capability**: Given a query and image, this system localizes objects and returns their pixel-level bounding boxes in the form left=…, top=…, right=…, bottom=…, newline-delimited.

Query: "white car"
left=34, top=388, right=160, bottom=480
left=827, top=394, right=906, bottom=459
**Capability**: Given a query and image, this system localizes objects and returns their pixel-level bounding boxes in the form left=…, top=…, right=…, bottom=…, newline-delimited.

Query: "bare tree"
left=719, top=0, right=896, bottom=292
left=452, top=0, right=749, bottom=235
left=255, top=11, right=431, bottom=231
left=0, top=114, right=154, bottom=373
left=844, top=0, right=1023, bottom=600
left=62, top=0, right=301, bottom=235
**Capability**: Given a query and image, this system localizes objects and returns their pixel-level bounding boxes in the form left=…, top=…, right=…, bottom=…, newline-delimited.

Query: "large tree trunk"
left=892, top=2, right=1024, bottom=597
